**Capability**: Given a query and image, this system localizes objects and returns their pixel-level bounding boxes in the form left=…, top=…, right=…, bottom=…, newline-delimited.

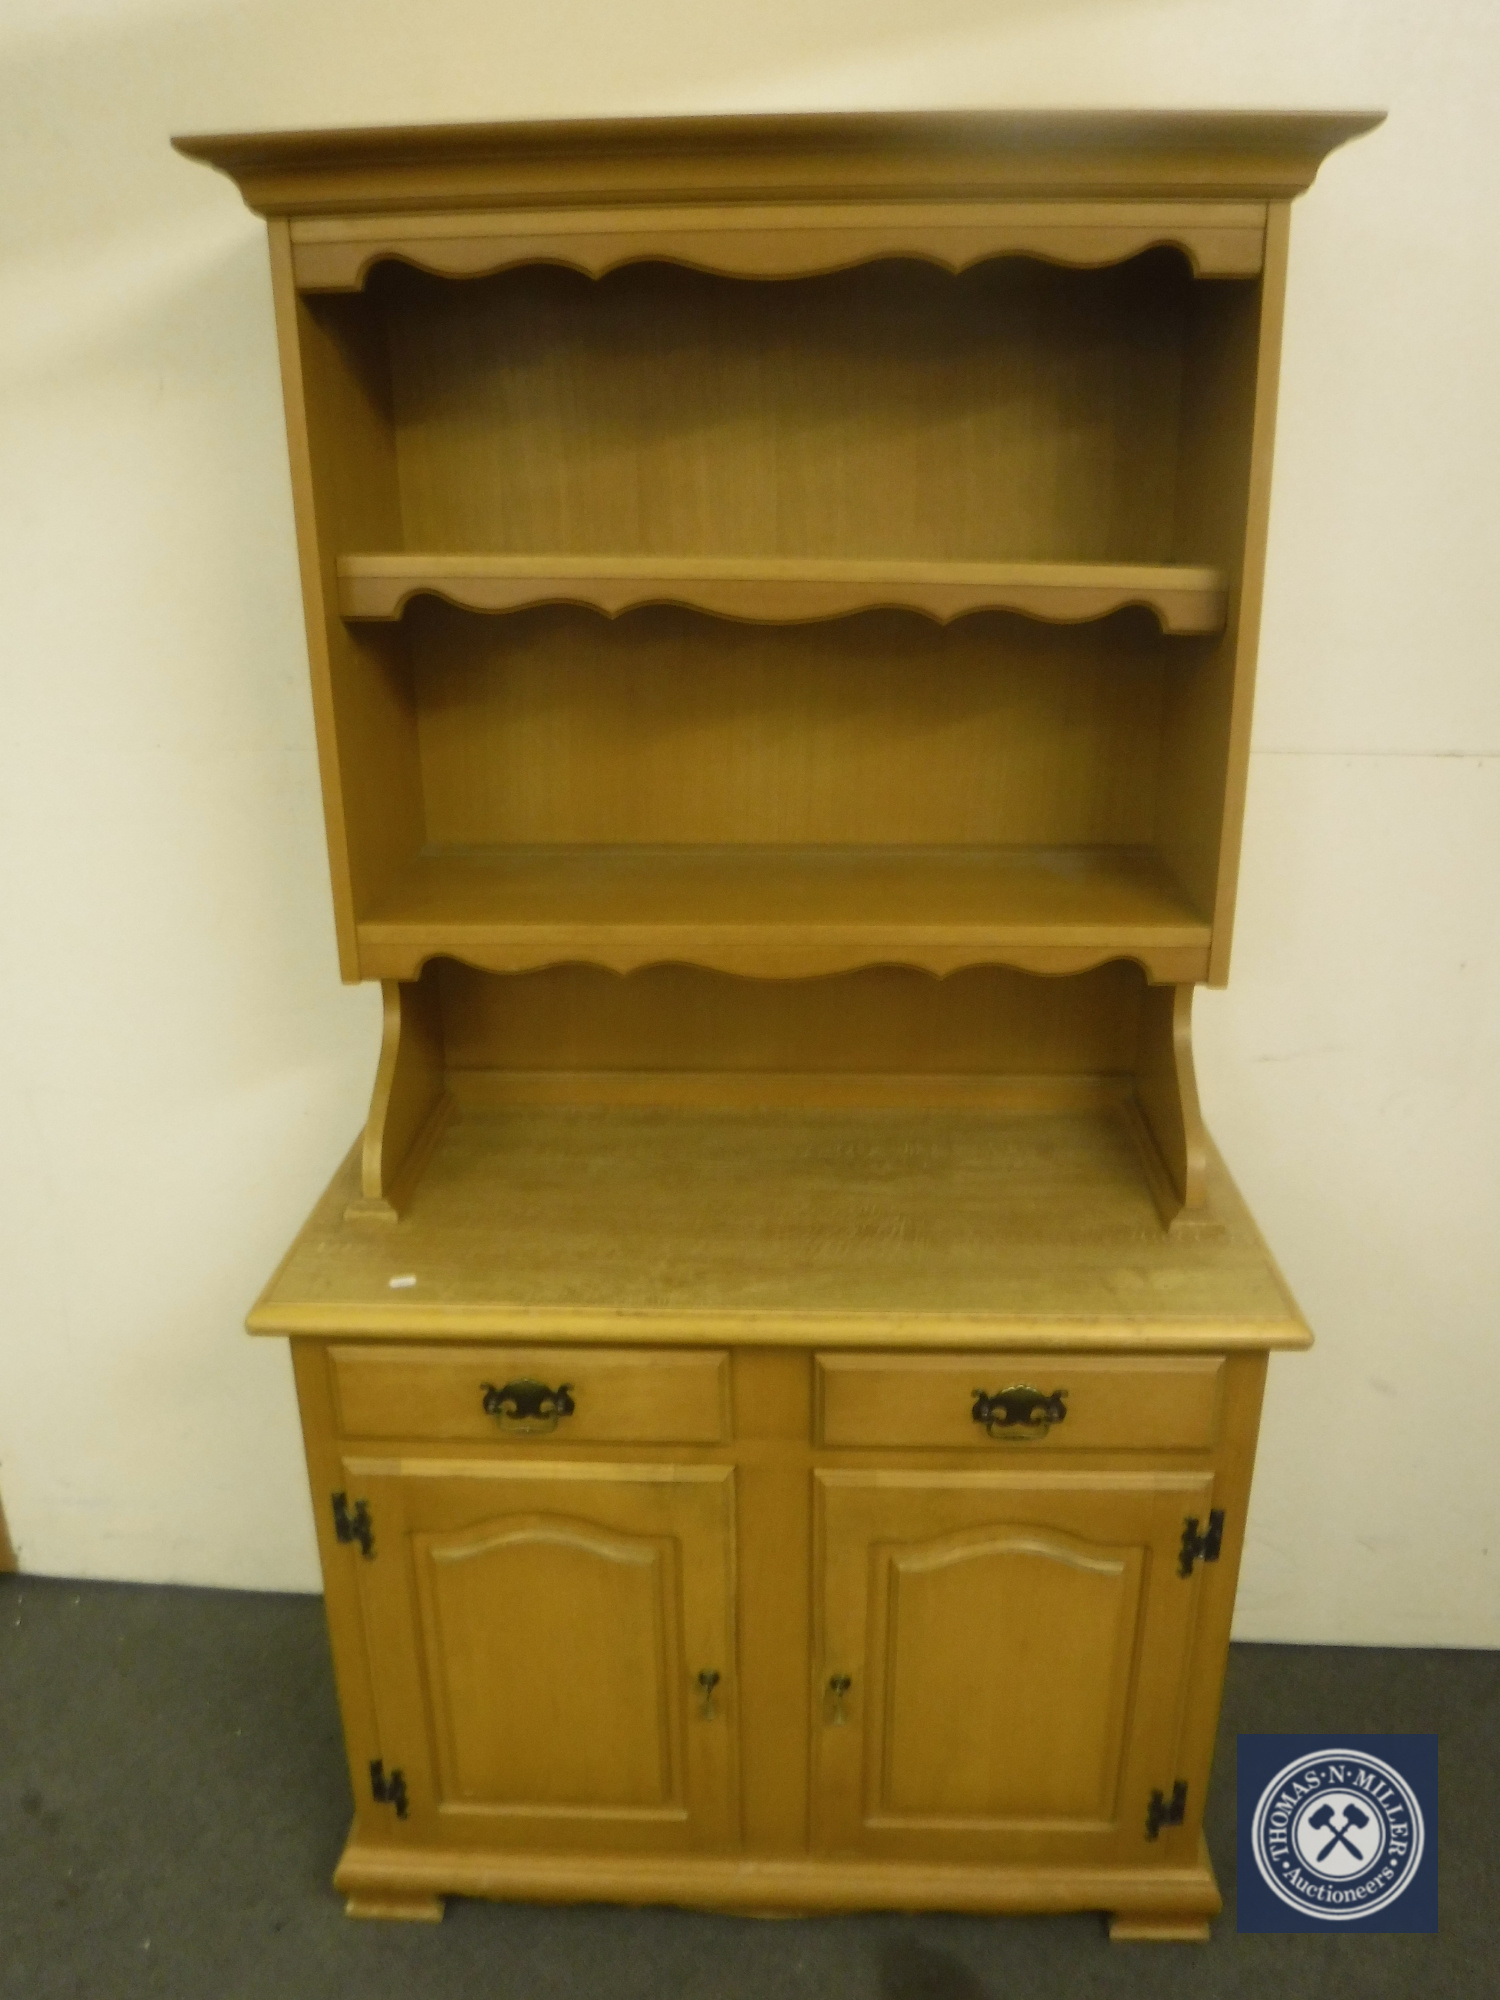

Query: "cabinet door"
left=813, top=1468, right=1213, bottom=1865
left=344, top=1455, right=738, bottom=1853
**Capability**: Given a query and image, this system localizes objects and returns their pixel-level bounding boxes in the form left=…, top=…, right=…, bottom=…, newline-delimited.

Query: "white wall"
left=0, top=0, right=1495, bottom=1641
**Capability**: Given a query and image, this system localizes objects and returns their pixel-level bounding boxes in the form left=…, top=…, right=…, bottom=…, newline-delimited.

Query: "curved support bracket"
left=344, top=969, right=454, bottom=1222
left=1124, top=983, right=1208, bottom=1229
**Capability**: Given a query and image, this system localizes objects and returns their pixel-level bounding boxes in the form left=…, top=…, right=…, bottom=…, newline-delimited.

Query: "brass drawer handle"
left=972, top=1385, right=1067, bottom=1440
left=481, top=1378, right=575, bottom=1434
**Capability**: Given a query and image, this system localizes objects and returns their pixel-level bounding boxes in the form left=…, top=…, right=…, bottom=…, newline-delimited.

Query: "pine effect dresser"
left=176, top=109, right=1379, bottom=1940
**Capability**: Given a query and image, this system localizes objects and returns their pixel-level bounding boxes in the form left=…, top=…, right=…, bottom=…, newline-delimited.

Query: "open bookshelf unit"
left=176, top=110, right=1379, bottom=1228
left=277, top=227, right=1266, bottom=986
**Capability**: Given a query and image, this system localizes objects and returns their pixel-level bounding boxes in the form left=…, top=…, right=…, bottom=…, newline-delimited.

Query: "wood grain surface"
left=382, top=258, right=1193, bottom=569
left=249, top=1104, right=1306, bottom=1344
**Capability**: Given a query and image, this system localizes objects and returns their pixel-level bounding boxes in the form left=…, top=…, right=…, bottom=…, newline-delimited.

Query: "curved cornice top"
left=172, top=107, right=1385, bottom=217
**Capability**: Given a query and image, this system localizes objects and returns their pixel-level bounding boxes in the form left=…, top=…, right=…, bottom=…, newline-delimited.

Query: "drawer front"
left=816, top=1352, right=1223, bottom=1452
left=330, top=1344, right=730, bottom=1445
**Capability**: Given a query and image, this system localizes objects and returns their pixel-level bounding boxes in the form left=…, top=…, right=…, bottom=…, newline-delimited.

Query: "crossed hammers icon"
left=1307, top=1799, right=1371, bottom=1863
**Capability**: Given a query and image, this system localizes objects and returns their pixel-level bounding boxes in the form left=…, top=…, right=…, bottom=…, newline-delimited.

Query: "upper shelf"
left=337, top=555, right=1228, bottom=636
left=355, top=843, right=1211, bottom=984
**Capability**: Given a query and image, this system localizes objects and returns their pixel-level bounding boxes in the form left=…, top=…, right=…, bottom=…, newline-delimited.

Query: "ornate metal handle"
left=827, top=1674, right=852, bottom=1725
left=480, top=1379, right=576, bottom=1435
left=971, top=1385, right=1067, bottom=1441
left=696, top=1670, right=721, bottom=1720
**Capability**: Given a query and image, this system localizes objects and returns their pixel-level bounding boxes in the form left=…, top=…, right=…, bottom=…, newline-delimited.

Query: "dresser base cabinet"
left=278, top=1273, right=1283, bottom=1941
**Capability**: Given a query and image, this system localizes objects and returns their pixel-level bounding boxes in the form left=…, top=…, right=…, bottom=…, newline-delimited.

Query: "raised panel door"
left=814, top=1468, right=1214, bottom=1865
left=343, top=1454, right=738, bottom=1853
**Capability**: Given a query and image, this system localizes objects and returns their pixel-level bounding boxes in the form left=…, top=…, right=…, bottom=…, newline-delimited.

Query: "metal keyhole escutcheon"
left=696, top=1669, right=721, bottom=1720
left=827, top=1674, right=852, bottom=1724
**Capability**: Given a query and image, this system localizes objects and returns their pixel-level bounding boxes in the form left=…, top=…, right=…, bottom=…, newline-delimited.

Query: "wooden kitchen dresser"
left=176, top=108, right=1379, bottom=1939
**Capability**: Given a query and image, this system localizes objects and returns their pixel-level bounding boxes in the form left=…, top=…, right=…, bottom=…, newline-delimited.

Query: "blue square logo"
left=1237, top=1734, right=1437, bottom=1932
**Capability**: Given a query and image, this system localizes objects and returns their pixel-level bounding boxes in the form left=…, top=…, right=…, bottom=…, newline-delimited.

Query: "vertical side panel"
left=266, top=220, right=423, bottom=978
left=1204, top=204, right=1293, bottom=983
left=1157, top=207, right=1292, bottom=984
left=684, top=1466, right=742, bottom=1852
left=347, top=1474, right=437, bottom=1843
left=288, top=1340, right=388, bottom=1841
left=733, top=1350, right=812, bottom=1851
left=1166, top=1351, right=1269, bottom=1842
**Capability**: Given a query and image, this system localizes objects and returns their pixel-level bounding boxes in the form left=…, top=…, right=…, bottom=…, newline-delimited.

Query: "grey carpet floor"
left=0, top=1573, right=1490, bottom=1999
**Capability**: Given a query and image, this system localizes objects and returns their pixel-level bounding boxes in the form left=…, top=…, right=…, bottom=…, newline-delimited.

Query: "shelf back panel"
left=409, top=601, right=1175, bottom=850
left=436, top=960, right=1148, bottom=1085
left=378, top=256, right=1196, bottom=565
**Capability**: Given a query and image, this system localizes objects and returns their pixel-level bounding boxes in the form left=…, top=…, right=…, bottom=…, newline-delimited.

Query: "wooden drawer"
left=329, top=1344, right=730, bottom=1445
left=815, top=1352, right=1223, bottom=1452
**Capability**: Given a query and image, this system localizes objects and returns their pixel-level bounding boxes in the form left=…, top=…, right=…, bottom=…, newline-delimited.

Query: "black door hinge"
left=369, top=1759, right=409, bottom=1819
left=1178, top=1509, right=1224, bottom=1577
left=1146, top=1780, right=1188, bottom=1839
left=332, top=1492, right=374, bottom=1559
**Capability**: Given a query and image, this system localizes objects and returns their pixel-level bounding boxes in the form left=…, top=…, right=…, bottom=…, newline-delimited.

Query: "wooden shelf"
left=356, top=844, right=1211, bottom=982
left=338, top=554, right=1227, bottom=635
